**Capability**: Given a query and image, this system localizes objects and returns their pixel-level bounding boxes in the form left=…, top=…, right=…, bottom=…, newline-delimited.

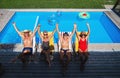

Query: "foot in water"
left=80, top=64, right=85, bottom=71
left=62, top=66, right=67, bottom=76
left=47, top=60, right=51, bottom=68
left=50, top=55, right=54, bottom=61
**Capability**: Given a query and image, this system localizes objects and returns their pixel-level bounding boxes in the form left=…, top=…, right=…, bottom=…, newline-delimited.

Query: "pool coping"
left=0, top=9, right=120, bottom=52
left=0, top=9, right=15, bottom=32
left=9, top=8, right=111, bottom=12
left=0, top=43, right=120, bottom=52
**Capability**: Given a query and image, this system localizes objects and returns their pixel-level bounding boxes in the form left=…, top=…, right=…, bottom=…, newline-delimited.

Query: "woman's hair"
left=63, top=32, right=69, bottom=36
left=79, top=31, right=87, bottom=37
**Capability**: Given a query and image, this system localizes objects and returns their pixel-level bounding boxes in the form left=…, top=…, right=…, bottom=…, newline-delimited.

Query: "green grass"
left=0, top=0, right=117, bottom=8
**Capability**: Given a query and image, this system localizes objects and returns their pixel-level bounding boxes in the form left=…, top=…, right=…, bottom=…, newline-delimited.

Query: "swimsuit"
left=78, top=39, right=88, bottom=52
left=61, top=48, right=69, bottom=54
left=42, top=41, right=49, bottom=50
left=22, top=47, right=33, bottom=55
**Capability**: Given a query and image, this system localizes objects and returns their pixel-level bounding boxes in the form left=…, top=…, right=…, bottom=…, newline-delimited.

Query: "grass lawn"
left=0, top=0, right=117, bottom=8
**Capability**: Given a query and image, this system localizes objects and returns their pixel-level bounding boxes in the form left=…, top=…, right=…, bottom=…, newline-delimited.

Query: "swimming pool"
left=0, top=11, right=120, bottom=43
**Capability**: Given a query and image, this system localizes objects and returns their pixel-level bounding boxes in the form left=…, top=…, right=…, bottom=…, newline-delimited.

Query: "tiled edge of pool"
left=89, top=43, right=120, bottom=52
left=0, top=43, right=120, bottom=52
left=0, top=9, right=120, bottom=52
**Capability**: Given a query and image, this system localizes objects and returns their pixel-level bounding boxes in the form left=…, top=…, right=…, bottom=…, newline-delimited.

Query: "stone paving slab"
left=104, top=5, right=114, bottom=9
left=89, top=43, right=120, bottom=52
left=0, top=9, right=15, bottom=32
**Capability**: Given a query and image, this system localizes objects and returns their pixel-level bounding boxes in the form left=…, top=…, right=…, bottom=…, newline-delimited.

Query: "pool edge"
left=0, top=43, right=120, bottom=52
left=0, top=9, right=120, bottom=52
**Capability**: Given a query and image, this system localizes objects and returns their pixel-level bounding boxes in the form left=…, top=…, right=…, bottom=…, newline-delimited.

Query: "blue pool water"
left=0, top=12, right=120, bottom=43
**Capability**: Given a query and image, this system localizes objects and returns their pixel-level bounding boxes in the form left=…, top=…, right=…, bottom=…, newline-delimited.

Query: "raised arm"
left=69, top=23, right=76, bottom=39
left=56, top=23, right=62, bottom=39
left=86, top=22, right=90, bottom=37
left=37, top=24, right=43, bottom=40
left=48, top=27, right=56, bottom=40
left=31, top=24, right=39, bottom=38
left=75, top=24, right=80, bottom=40
left=12, top=22, right=22, bottom=37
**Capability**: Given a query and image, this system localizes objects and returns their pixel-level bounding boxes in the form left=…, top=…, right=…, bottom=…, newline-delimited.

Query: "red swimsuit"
left=78, top=39, right=88, bottom=52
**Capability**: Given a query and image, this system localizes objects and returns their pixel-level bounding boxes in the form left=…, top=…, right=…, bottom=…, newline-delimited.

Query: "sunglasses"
left=82, top=34, right=86, bottom=36
left=80, top=34, right=87, bottom=37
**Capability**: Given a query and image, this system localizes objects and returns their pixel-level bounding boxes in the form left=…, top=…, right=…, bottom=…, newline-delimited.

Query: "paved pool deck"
left=0, top=9, right=15, bottom=32
left=0, top=8, right=120, bottom=52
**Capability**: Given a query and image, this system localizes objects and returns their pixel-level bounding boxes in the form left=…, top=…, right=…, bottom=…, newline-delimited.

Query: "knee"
left=66, top=52, right=71, bottom=56
left=78, top=49, right=83, bottom=53
left=78, top=52, right=81, bottom=56
left=24, top=49, right=31, bottom=53
left=60, top=51, right=64, bottom=55
left=60, top=50, right=64, bottom=53
left=23, top=50, right=28, bottom=53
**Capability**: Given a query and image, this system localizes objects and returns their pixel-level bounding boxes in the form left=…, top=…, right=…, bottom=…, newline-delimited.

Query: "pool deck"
left=0, top=9, right=15, bottom=32
left=0, top=8, right=120, bottom=52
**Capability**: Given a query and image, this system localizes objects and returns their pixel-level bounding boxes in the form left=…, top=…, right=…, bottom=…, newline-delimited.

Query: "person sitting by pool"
left=37, top=24, right=56, bottom=67
left=75, top=23, right=90, bottom=71
left=56, top=23, right=76, bottom=75
left=11, top=22, right=39, bottom=64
